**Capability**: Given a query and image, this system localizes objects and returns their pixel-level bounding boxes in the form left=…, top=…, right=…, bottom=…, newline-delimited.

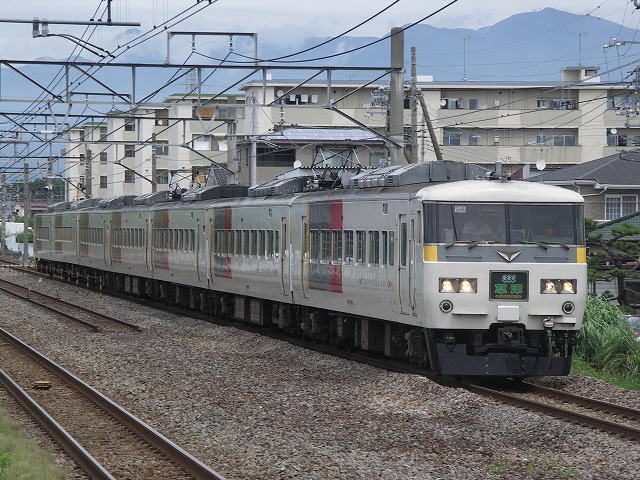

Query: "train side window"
left=389, top=232, right=395, bottom=266
left=243, top=230, right=249, bottom=256
left=320, top=229, right=330, bottom=263
left=224, top=230, right=231, bottom=256
left=356, top=230, right=366, bottom=265
left=382, top=231, right=388, bottom=265
left=275, top=231, right=280, bottom=260
left=400, top=223, right=407, bottom=267
left=258, top=230, right=265, bottom=258
left=343, top=230, right=353, bottom=265
left=177, top=229, right=183, bottom=251
left=250, top=230, right=258, bottom=256
left=174, top=229, right=179, bottom=251
left=368, top=231, right=380, bottom=265
left=331, top=230, right=342, bottom=264
left=309, top=229, right=320, bottom=263
left=267, top=230, right=274, bottom=259
left=229, top=230, right=235, bottom=255
left=234, top=230, right=241, bottom=255
left=190, top=229, right=194, bottom=251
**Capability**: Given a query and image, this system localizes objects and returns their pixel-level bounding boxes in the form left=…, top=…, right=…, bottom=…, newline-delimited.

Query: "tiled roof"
left=593, top=211, right=640, bottom=241
left=527, top=152, right=640, bottom=186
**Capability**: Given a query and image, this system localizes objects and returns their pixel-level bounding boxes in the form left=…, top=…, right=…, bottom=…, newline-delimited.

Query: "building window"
left=154, top=140, right=169, bottom=156
left=256, top=147, right=296, bottom=166
left=468, top=99, right=478, bottom=110
left=100, top=152, right=107, bottom=164
left=552, top=135, right=576, bottom=147
left=444, top=131, right=462, bottom=146
left=440, top=98, right=461, bottom=109
left=79, top=153, right=85, bottom=165
left=124, top=170, right=136, bottom=183
left=607, top=134, right=628, bottom=147
left=192, top=134, right=212, bottom=151
left=124, top=121, right=135, bottom=131
left=124, top=144, right=136, bottom=157
left=99, top=176, right=107, bottom=188
left=99, top=127, right=108, bottom=141
left=156, top=169, right=169, bottom=184
left=469, top=134, right=480, bottom=146
left=605, top=195, right=638, bottom=220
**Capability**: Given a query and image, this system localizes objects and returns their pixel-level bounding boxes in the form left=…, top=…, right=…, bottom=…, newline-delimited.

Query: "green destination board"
left=490, top=271, right=528, bottom=300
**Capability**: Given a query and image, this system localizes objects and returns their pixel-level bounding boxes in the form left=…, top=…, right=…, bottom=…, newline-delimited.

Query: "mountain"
left=1, top=7, right=639, bottom=107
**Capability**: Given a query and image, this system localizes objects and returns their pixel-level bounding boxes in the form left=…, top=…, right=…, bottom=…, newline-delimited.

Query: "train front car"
left=419, top=180, right=586, bottom=377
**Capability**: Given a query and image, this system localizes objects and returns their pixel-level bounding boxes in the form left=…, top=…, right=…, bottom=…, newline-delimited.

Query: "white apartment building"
left=65, top=67, right=640, bottom=197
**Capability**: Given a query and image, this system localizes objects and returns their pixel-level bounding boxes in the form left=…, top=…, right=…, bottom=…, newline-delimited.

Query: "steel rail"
left=0, top=275, right=141, bottom=331
left=0, top=367, right=116, bottom=480
left=0, top=327, right=227, bottom=480
left=466, top=383, right=640, bottom=441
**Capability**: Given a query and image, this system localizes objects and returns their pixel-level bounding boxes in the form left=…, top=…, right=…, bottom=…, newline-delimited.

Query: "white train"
left=34, top=162, right=586, bottom=377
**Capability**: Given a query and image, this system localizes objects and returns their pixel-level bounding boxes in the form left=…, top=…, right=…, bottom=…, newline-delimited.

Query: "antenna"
left=463, top=35, right=471, bottom=81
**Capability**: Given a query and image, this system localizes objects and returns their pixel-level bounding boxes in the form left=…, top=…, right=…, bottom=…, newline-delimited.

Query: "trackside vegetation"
left=0, top=407, right=65, bottom=479
left=575, top=295, right=640, bottom=388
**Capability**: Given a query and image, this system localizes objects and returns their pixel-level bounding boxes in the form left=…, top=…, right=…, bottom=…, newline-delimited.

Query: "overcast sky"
left=0, top=0, right=637, bottom=60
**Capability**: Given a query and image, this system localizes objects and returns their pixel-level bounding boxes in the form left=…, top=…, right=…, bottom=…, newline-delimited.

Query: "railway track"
left=0, top=276, right=141, bottom=333
left=3, top=262, right=640, bottom=443
left=0, top=326, right=226, bottom=480
left=465, top=381, right=640, bottom=441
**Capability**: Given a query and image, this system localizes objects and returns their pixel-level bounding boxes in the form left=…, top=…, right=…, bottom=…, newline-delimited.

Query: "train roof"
left=418, top=180, right=584, bottom=203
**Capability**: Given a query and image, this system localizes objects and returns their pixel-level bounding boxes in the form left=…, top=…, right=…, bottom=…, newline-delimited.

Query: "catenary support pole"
left=410, top=47, right=418, bottom=163
left=22, top=162, right=30, bottom=266
left=389, top=27, right=405, bottom=165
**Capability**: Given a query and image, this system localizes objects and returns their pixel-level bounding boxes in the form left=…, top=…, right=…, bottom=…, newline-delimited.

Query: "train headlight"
left=459, top=279, right=476, bottom=293
left=541, top=279, right=576, bottom=294
left=439, top=278, right=477, bottom=293
left=440, top=279, right=456, bottom=293
left=561, top=281, right=575, bottom=294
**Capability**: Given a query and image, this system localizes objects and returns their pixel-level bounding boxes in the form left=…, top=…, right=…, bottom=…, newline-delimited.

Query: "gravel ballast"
left=0, top=267, right=638, bottom=480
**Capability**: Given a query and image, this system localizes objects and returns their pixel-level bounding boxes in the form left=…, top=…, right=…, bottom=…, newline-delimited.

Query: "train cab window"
left=267, top=231, right=274, bottom=259
left=356, top=230, right=366, bottom=265
left=368, top=231, right=380, bottom=265
left=320, top=230, right=330, bottom=263
left=331, top=230, right=342, bottom=264
left=400, top=223, right=408, bottom=267
left=382, top=232, right=388, bottom=265
left=343, top=230, right=354, bottom=265
left=250, top=230, right=258, bottom=256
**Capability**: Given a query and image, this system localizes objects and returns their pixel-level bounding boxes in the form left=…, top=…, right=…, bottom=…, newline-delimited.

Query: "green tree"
left=587, top=218, right=640, bottom=306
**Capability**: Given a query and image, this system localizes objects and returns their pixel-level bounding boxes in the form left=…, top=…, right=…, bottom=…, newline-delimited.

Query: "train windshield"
left=424, top=203, right=584, bottom=245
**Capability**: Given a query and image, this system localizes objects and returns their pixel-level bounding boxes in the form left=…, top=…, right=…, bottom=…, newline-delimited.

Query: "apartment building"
left=65, top=66, right=640, bottom=197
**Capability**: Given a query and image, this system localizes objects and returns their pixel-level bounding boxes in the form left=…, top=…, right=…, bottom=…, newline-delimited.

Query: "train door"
left=300, top=215, right=308, bottom=298
left=145, top=218, right=151, bottom=273
left=280, top=216, right=289, bottom=296
left=75, top=216, right=80, bottom=260
left=398, top=214, right=415, bottom=314
left=106, top=219, right=112, bottom=267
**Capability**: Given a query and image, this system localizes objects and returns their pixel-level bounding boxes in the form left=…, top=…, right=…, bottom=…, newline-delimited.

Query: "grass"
left=0, top=407, right=65, bottom=479
left=571, top=355, right=640, bottom=390
left=576, top=295, right=640, bottom=383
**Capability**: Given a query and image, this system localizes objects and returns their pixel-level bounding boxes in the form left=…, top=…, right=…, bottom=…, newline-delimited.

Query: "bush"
left=578, top=295, right=640, bottom=379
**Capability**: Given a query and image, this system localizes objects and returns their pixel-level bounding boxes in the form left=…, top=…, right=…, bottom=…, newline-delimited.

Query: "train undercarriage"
left=36, top=259, right=576, bottom=377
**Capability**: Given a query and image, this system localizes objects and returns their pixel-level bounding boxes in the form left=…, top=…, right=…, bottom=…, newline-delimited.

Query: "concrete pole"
left=47, top=157, right=53, bottom=205
left=389, top=27, right=405, bottom=165
left=22, top=162, right=30, bottom=266
left=249, top=93, right=258, bottom=186
left=85, top=149, right=92, bottom=198
left=227, top=95, right=238, bottom=182
left=410, top=47, right=418, bottom=163
left=418, top=93, right=443, bottom=161
left=0, top=173, right=5, bottom=254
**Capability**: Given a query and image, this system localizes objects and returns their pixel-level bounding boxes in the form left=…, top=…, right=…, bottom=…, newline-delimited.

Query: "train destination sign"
left=490, top=271, right=528, bottom=300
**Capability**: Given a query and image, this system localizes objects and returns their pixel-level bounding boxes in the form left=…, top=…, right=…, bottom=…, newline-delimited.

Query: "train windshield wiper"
left=540, top=240, right=571, bottom=250
left=445, top=240, right=494, bottom=249
left=520, top=240, right=548, bottom=250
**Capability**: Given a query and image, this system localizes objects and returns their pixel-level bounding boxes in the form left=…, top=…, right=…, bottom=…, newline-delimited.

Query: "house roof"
left=527, top=152, right=640, bottom=187
left=253, top=127, right=386, bottom=145
left=593, top=211, right=640, bottom=241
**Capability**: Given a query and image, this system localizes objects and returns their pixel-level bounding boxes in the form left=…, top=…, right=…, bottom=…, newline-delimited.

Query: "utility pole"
left=227, top=95, right=238, bottom=179
left=417, top=94, right=443, bottom=161
left=409, top=47, right=418, bottom=163
left=151, top=138, right=157, bottom=193
left=248, top=93, right=258, bottom=186
left=85, top=149, right=92, bottom=197
left=0, top=173, right=5, bottom=254
left=389, top=27, right=405, bottom=165
left=22, top=162, right=30, bottom=266
left=46, top=156, right=53, bottom=204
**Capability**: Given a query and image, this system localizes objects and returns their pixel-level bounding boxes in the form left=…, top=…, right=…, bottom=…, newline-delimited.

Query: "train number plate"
left=490, top=271, right=528, bottom=301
